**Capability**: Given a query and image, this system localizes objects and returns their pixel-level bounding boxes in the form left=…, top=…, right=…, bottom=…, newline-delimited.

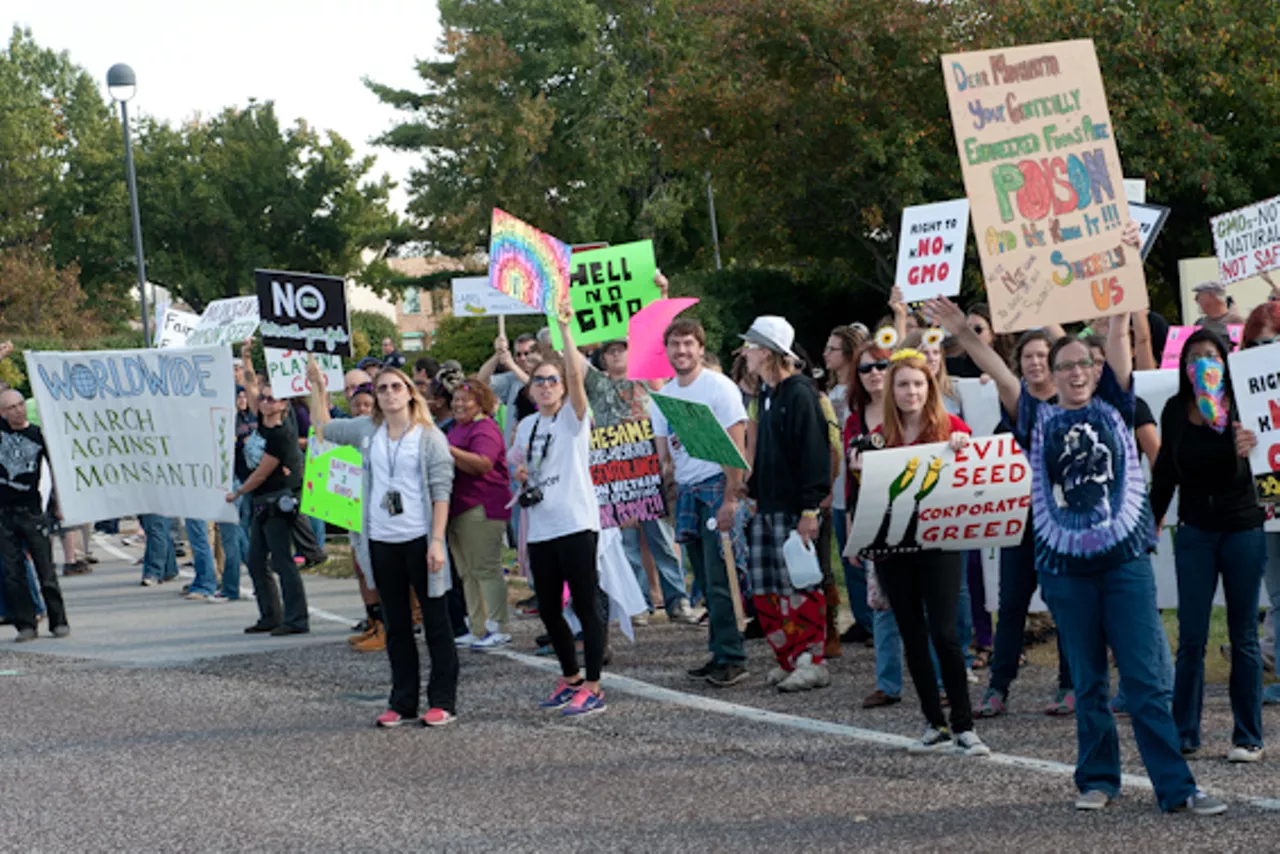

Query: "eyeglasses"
left=375, top=381, right=407, bottom=394
left=515, top=349, right=535, bottom=360
left=858, top=360, right=889, bottom=374
left=259, top=395, right=276, bottom=403
left=531, top=375, right=561, bottom=387
left=1052, top=357, right=1096, bottom=373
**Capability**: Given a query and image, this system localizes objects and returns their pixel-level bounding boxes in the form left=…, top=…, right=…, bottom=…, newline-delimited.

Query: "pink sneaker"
left=421, top=708, right=456, bottom=727
left=375, top=709, right=407, bottom=728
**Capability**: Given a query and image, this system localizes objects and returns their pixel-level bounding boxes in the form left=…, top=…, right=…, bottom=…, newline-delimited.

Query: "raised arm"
left=925, top=297, right=1022, bottom=418
left=240, top=338, right=259, bottom=414
left=306, top=356, right=330, bottom=442
left=889, top=285, right=908, bottom=343
left=1131, top=310, right=1156, bottom=371
left=1106, top=311, right=1134, bottom=392
left=557, top=293, right=588, bottom=421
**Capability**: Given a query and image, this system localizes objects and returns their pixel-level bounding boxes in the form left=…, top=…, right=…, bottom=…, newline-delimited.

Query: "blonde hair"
left=901, top=329, right=958, bottom=405
left=371, top=366, right=435, bottom=431
left=882, top=352, right=951, bottom=448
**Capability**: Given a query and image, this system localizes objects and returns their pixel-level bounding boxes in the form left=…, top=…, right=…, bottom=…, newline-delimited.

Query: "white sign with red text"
left=845, top=434, right=1030, bottom=558
left=1211, top=194, right=1280, bottom=285
left=265, top=347, right=343, bottom=400
left=894, top=199, right=970, bottom=302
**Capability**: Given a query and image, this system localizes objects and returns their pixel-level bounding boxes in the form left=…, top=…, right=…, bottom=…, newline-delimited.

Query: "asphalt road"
left=2, top=534, right=1278, bottom=852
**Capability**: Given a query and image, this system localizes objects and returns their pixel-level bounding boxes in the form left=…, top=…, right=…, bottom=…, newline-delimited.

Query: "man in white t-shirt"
left=650, top=318, right=750, bottom=686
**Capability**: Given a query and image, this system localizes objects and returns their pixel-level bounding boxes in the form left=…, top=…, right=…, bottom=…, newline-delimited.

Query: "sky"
left=10, top=0, right=443, bottom=215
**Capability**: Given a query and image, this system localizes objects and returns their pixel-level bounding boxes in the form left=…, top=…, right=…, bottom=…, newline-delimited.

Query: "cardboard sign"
left=549, top=240, right=660, bottom=350
left=1227, top=341, right=1280, bottom=503
left=187, top=296, right=260, bottom=348
left=894, top=199, right=970, bottom=302
left=487, top=208, right=571, bottom=313
left=300, top=430, right=363, bottom=531
left=648, top=392, right=750, bottom=470
left=255, top=269, right=351, bottom=356
left=24, top=346, right=238, bottom=525
left=626, top=297, right=699, bottom=381
left=1130, top=202, right=1170, bottom=261
left=846, top=435, right=1031, bottom=557
left=451, top=276, right=543, bottom=318
left=155, top=307, right=200, bottom=349
left=941, top=39, right=1147, bottom=332
left=590, top=418, right=667, bottom=528
left=1211, top=194, right=1280, bottom=285
left=265, top=348, right=343, bottom=400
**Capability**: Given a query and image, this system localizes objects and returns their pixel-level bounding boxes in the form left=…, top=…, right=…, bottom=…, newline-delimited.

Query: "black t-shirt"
left=254, top=421, right=303, bottom=496
left=515, top=386, right=537, bottom=422
left=383, top=350, right=407, bottom=370
left=1134, top=396, right=1155, bottom=431
left=233, top=409, right=258, bottom=483
left=0, top=422, right=46, bottom=510
left=946, top=354, right=983, bottom=379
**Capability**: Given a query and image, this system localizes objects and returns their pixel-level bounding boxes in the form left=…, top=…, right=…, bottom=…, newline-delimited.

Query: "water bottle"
left=783, top=530, right=822, bottom=589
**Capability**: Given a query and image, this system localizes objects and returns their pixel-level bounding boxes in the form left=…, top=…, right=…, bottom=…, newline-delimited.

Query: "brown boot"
left=823, top=585, right=842, bottom=659
left=348, top=622, right=376, bottom=646
left=352, top=620, right=386, bottom=653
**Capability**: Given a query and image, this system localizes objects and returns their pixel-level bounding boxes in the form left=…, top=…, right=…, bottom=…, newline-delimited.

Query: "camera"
left=851, top=432, right=886, bottom=453
left=517, top=485, right=544, bottom=508
left=275, top=493, right=299, bottom=515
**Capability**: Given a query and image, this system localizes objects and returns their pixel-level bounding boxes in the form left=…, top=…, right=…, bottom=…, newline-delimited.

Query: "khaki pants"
left=447, top=505, right=508, bottom=634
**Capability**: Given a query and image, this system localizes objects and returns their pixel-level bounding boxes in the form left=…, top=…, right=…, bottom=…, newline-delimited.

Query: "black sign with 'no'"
left=254, top=269, right=352, bottom=356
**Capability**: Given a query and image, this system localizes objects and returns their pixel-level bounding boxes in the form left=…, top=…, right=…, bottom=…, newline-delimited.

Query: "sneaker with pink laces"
left=560, top=687, right=607, bottom=718
left=421, top=708, right=456, bottom=727
left=376, top=709, right=408, bottom=728
left=539, top=679, right=582, bottom=710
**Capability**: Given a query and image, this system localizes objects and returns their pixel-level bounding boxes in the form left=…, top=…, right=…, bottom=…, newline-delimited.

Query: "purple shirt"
left=447, top=417, right=512, bottom=521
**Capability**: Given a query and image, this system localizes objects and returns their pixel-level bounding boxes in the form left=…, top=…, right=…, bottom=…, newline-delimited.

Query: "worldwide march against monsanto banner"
left=894, top=199, right=970, bottom=302
left=1227, top=341, right=1280, bottom=504
left=1211, top=194, right=1280, bottom=286
left=24, top=346, right=238, bottom=526
left=255, top=269, right=352, bottom=357
left=941, top=39, right=1147, bottom=332
left=590, top=418, right=667, bottom=528
left=845, top=435, right=1031, bottom=557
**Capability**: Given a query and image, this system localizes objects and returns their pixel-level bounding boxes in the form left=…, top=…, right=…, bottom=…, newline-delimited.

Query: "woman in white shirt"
left=512, top=296, right=605, bottom=717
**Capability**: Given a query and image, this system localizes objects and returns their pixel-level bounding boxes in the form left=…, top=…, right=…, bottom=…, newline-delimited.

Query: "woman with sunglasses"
left=926, top=281, right=1225, bottom=814
left=514, top=295, right=606, bottom=717
left=310, top=360, right=458, bottom=728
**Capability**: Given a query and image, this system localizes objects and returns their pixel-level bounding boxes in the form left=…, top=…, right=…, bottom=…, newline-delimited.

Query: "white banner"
left=24, top=347, right=238, bottom=525
left=265, top=347, right=343, bottom=400
left=187, top=296, right=260, bottom=347
left=1211, top=194, right=1280, bottom=285
left=894, top=199, right=970, bottom=302
left=1228, top=340, right=1280, bottom=503
left=155, top=307, right=200, bottom=349
left=451, top=276, right=544, bottom=317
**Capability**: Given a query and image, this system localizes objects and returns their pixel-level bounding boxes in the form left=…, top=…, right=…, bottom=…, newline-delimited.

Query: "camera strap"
left=526, top=408, right=559, bottom=474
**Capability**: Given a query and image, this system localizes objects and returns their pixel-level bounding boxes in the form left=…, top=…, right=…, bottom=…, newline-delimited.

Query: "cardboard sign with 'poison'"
left=255, top=269, right=351, bottom=356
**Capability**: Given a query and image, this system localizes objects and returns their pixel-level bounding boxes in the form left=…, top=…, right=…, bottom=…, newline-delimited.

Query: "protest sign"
left=941, top=39, right=1147, bottom=332
left=590, top=418, right=667, bottom=528
left=626, top=297, right=699, bottom=381
left=1130, top=202, right=1170, bottom=261
left=300, top=430, right=363, bottom=531
left=255, top=269, right=351, bottom=356
left=894, top=199, right=970, bottom=302
left=24, top=346, right=238, bottom=525
left=1227, top=341, right=1280, bottom=503
left=155, top=307, right=199, bottom=349
left=187, top=296, right=260, bottom=347
left=846, top=435, right=1031, bottom=557
left=1123, top=179, right=1146, bottom=204
left=487, top=208, right=571, bottom=313
left=549, top=240, right=660, bottom=350
left=1161, top=325, right=1242, bottom=369
left=649, top=392, right=750, bottom=470
left=451, top=276, right=543, bottom=318
left=1211, top=194, right=1280, bottom=285
left=265, top=348, right=343, bottom=400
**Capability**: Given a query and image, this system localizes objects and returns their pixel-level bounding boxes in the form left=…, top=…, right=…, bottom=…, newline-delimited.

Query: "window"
left=403, top=286, right=421, bottom=315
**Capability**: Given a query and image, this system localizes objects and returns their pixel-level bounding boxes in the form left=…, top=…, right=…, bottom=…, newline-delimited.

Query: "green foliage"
left=428, top=314, right=547, bottom=373
left=2, top=330, right=147, bottom=396
left=348, top=310, right=401, bottom=368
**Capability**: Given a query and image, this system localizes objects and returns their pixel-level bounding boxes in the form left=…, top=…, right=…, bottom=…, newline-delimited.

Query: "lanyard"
left=383, top=426, right=412, bottom=481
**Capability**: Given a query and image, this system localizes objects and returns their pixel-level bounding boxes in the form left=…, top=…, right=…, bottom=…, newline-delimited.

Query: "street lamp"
left=107, top=63, right=150, bottom=345
left=702, top=128, right=722, bottom=271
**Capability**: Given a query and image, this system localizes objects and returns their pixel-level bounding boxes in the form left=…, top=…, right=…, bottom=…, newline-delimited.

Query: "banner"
left=941, top=39, right=1147, bottom=332
left=1211, top=193, right=1280, bottom=285
left=894, top=199, right=970, bottom=302
left=549, top=240, right=660, bottom=350
left=187, top=296, right=260, bottom=347
left=648, top=392, right=750, bottom=470
left=487, top=208, right=571, bottom=313
left=626, top=297, right=699, bottom=381
left=451, top=276, right=543, bottom=318
left=1130, top=202, right=1170, bottom=261
left=300, top=430, right=363, bottom=531
left=24, top=346, right=238, bottom=525
left=1227, top=341, right=1280, bottom=503
left=255, top=269, right=351, bottom=356
left=589, top=418, right=667, bottom=528
left=847, top=435, right=1031, bottom=557
left=155, top=307, right=199, bottom=349
left=265, top=348, right=343, bottom=400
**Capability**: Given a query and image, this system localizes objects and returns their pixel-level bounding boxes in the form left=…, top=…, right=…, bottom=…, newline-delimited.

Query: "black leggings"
left=528, top=530, right=602, bottom=682
left=878, top=551, right=973, bottom=734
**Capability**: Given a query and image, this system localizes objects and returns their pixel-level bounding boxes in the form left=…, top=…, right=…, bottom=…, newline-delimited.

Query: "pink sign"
left=625, top=298, right=699, bottom=381
left=1161, top=324, right=1245, bottom=369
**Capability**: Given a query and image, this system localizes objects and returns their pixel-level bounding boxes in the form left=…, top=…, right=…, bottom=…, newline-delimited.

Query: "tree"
left=427, top=313, right=547, bottom=373
left=0, top=246, right=101, bottom=339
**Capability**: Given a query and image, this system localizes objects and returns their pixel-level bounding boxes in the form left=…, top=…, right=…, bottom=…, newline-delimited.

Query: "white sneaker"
left=668, top=600, right=703, bottom=626
left=777, top=654, right=831, bottom=692
left=765, top=666, right=788, bottom=686
left=907, top=726, right=952, bottom=754
left=1227, top=745, right=1264, bottom=763
left=632, top=612, right=650, bottom=627
left=966, top=667, right=979, bottom=685
left=484, top=618, right=500, bottom=635
left=470, top=632, right=512, bottom=650
left=955, top=730, right=990, bottom=757
left=1075, top=790, right=1111, bottom=811
left=454, top=632, right=479, bottom=647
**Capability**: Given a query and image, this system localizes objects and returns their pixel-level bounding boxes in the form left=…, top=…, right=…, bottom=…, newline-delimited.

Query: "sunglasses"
left=531, top=375, right=561, bottom=387
left=1052, top=357, right=1096, bottom=373
left=515, top=349, right=536, bottom=359
left=259, top=395, right=277, bottom=403
left=376, top=381, right=407, bottom=394
left=858, top=360, right=889, bottom=374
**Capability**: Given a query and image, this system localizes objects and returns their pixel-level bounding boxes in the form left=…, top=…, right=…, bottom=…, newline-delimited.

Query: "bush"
left=428, top=313, right=548, bottom=373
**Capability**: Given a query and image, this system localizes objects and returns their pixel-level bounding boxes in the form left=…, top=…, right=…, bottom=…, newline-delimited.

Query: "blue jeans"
left=140, top=514, right=179, bottom=581
left=684, top=500, right=745, bottom=666
left=1172, top=525, right=1265, bottom=749
left=0, top=553, right=43, bottom=618
left=991, top=539, right=1072, bottom=696
left=1265, top=532, right=1280, bottom=705
left=836, top=510, right=873, bottom=629
left=1041, top=557, right=1197, bottom=810
left=184, top=518, right=217, bottom=595
left=621, top=518, right=687, bottom=614
left=308, top=514, right=326, bottom=550
left=219, top=494, right=251, bottom=599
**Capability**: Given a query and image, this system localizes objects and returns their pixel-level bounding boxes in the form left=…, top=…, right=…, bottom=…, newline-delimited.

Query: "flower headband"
left=875, top=327, right=899, bottom=348
left=922, top=328, right=944, bottom=348
left=890, top=348, right=926, bottom=363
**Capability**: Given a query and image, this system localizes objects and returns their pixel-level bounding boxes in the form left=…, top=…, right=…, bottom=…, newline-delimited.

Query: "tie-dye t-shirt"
left=1011, top=365, right=1156, bottom=575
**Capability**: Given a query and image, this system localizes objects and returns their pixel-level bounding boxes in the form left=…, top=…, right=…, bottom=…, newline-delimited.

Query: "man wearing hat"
left=1193, top=281, right=1244, bottom=339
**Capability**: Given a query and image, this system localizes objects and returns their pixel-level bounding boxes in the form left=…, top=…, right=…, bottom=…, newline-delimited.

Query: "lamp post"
left=107, top=63, right=150, bottom=345
left=702, top=128, right=722, bottom=271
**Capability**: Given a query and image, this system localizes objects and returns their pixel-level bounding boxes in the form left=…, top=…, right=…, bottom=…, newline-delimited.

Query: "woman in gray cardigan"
left=310, top=360, right=459, bottom=728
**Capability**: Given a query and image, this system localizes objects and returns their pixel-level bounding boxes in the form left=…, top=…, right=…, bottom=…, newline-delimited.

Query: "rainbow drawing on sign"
left=487, top=208, right=571, bottom=313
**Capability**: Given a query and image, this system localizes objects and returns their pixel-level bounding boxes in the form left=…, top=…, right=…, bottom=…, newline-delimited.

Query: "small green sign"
left=300, top=429, right=364, bottom=531
left=648, top=392, right=750, bottom=471
left=549, top=240, right=659, bottom=349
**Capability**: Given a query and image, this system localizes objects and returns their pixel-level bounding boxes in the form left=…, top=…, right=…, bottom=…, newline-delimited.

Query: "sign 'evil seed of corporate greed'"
left=941, top=39, right=1147, bottom=333
left=1211, top=194, right=1280, bottom=286
left=255, top=269, right=352, bottom=357
left=22, top=346, right=239, bottom=527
